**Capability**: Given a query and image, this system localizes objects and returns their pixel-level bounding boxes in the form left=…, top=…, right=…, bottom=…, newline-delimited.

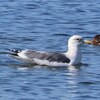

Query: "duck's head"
left=84, top=35, right=100, bottom=45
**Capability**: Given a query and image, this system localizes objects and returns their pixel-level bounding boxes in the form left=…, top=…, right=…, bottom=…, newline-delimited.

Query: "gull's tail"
left=6, top=49, right=33, bottom=63
left=7, top=49, right=21, bottom=57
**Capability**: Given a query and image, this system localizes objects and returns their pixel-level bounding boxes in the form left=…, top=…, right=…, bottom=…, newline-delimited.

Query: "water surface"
left=0, top=0, right=100, bottom=100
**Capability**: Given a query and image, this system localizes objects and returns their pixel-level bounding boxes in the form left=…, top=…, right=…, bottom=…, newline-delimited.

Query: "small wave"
left=78, top=81, right=95, bottom=85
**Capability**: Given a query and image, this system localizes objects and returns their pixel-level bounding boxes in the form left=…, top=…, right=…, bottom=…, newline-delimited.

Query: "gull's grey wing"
left=44, top=52, right=70, bottom=63
left=23, top=50, right=70, bottom=63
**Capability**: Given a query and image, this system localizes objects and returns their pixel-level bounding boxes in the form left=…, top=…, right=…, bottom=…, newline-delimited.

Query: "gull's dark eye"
left=76, top=38, right=81, bottom=40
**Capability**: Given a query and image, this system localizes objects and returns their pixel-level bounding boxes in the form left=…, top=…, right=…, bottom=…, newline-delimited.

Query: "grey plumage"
left=8, top=49, right=70, bottom=63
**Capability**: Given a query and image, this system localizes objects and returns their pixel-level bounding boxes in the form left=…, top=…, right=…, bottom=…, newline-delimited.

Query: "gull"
left=8, top=35, right=86, bottom=67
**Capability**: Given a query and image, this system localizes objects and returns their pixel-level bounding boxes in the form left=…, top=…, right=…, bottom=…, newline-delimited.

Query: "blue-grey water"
left=0, top=0, right=100, bottom=100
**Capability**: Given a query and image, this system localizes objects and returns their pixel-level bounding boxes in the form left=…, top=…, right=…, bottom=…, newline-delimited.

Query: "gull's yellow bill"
left=84, top=40, right=92, bottom=44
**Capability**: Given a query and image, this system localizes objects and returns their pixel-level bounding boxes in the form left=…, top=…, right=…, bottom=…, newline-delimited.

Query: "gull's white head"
left=67, top=35, right=84, bottom=65
left=68, top=35, right=84, bottom=47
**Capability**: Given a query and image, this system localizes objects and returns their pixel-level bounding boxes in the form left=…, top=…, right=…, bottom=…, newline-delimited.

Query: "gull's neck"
left=65, top=45, right=82, bottom=65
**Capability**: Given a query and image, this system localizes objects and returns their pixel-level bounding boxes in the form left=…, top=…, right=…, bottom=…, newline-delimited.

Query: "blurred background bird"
left=85, top=35, right=100, bottom=45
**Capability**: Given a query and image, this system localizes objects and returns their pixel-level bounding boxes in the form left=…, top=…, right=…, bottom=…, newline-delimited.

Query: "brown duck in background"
left=85, top=35, right=100, bottom=45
